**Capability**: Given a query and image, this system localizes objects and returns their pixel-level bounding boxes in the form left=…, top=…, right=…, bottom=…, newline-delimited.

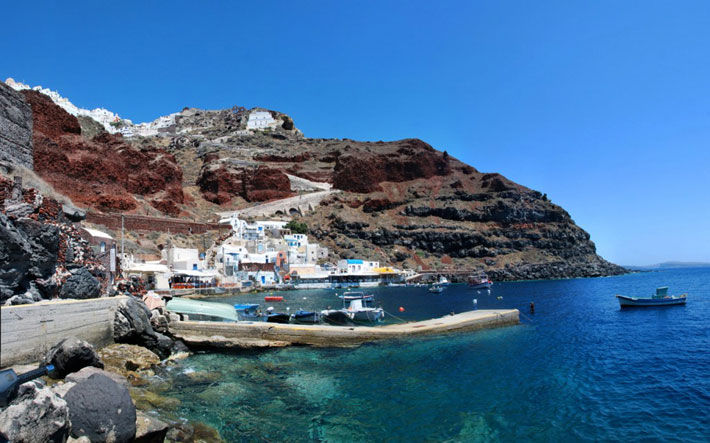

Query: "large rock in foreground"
left=0, top=381, right=71, bottom=443
left=64, top=374, right=136, bottom=443
left=42, top=337, right=104, bottom=379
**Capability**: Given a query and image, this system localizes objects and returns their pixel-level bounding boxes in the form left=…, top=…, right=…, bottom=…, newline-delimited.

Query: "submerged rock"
left=98, top=343, right=160, bottom=384
left=64, top=373, right=136, bottom=443
left=42, top=337, right=104, bottom=378
left=0, top=380, right=71, bottom=443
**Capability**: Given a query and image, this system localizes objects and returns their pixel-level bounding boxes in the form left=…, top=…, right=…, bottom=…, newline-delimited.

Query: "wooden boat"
left=234, top=303, right=264, bottom=321
left=616, top=287, right=687, bottom=308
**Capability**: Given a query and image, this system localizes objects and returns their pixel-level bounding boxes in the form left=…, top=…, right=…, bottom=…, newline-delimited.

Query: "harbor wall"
left=0, top=296, right=128, bottom=367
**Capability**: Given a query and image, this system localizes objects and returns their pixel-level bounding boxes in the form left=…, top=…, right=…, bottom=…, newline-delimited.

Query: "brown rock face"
left=22, top=91, right=184, bottom=215
left=196, top=162, right=292, bottom=204
left=333, top=139, right=452, bottom=193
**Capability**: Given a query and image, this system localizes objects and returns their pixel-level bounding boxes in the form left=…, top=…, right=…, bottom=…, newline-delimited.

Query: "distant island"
left=624, top=261, right=710, bottom=270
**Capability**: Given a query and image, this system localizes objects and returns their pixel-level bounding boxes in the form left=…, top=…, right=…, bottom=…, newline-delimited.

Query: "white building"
left=246, top=111, right=276, bottom=130
left=337, top=259, right=379, bottom=274
left=163, top=247, right=201, bottom=271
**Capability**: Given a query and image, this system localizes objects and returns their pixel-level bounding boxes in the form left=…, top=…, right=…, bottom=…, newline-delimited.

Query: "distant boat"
left=264, top=295, right=284, bottom=302
left=338, top=291, right=374, bottom=301
left=428, top=283, right=445, bottom=293
left=291, top=310, right=321, bottom=324
left=438, top=276, right=450, bottom=286
left=468, top=273, right=493, bottom=290
left=616, top=287, right=687, bottom=308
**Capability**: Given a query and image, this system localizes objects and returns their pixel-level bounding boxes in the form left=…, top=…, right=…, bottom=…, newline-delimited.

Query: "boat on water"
left=428, top=283, right=445, bottom=293
left=321, top=310, right=354, bottom=326
left=321, top=292, right=384, bottom=325
left=265, top=307, right=290, bottom=323
left=234, top=303, right=263, bottom=321
left=290, top=310, right=321, bottom=324
left=264, top=295, right=284, bottom=302
left=616, top=286, right=687, bottom=308
left=438, top=275, right=450, bottom=286
left=167, top=298, right=239, bottom=322
left=468, top=272, right=493, bottom=290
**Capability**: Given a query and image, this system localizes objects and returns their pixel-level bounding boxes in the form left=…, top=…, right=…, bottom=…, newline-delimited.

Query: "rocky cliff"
left=0, top=82, right=33, bottom=169
left=0, top=81, right=625, bottom=280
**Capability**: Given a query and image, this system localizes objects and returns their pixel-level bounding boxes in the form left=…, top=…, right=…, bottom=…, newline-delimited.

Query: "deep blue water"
left=152, top=268, right=710, bottom=441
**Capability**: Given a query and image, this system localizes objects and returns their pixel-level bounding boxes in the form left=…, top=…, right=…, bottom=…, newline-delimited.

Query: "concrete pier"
left=169, top=309, right=519, bottom=348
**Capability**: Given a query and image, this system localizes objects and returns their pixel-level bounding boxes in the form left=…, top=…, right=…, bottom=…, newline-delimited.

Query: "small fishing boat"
left=234, top=303, right=264, bottom=321
left=346, top=298, right=385, bottom=323
left=429, top=283, right=445, bottom=293
left=468, top=272, right=493, bottom=290
left=338, top=291, right=375, bottom=301
left=321, top=310, right=354, bottom=326
left=265, top=307, right=290, bottom=323
left=616, top=287, right=687, bottom=308
left=291, top=310, right=321, bottom=324
left=438, top=275, right=450, bottom=286
left=264, top=295, right=284, bottom=302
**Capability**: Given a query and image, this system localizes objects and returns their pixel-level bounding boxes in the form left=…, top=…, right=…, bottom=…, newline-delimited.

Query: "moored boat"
left=345, top=298, right=385, bottom=323
left=264, top=295, right=284, bottom=302
left=234, top=303, right=264, bottom=321
left=291, top=310, right=321, bottom=324
left=321, top=310, right=354, bottom=326
left=616, top=287, right=687, bottom=308
left=428, top=283, right=445, bottom=293
left=468, top=272, right=493, bottom=290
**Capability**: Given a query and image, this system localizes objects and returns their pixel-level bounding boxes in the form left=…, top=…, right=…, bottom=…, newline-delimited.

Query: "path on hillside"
left=217, top=190, right=339, bottom=218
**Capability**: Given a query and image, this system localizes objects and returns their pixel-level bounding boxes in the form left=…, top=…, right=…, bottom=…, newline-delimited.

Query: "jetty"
left=169, top=309, right=519, bottom=348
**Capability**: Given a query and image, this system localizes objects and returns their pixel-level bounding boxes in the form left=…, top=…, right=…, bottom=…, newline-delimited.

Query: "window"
left=100, top=241, right=106, bottom=253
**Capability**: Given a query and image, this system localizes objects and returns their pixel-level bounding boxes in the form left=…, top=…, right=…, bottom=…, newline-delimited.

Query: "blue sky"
left=2, top=1, right=709, bottom=265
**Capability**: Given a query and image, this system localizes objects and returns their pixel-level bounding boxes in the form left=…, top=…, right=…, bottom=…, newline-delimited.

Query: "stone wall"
left=85, top=212, right=226, bottom=235
left=0, top=296, right=129, bottom=367
left=0, top=82, right=33, bottom=169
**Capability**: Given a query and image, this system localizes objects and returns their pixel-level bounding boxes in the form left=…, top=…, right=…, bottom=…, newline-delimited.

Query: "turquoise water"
left=154, top=268, right=710, bottom=441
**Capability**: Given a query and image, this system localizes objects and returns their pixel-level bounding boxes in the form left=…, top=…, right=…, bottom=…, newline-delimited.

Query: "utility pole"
left=121, top=215, right=125, bottom=264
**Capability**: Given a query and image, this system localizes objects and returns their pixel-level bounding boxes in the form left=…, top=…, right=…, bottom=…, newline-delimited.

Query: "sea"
left=148, top=268, right=710, bottom=442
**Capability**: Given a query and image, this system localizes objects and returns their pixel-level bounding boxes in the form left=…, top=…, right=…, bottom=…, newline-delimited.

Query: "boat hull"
left=291, top=311, right=321, bottom=324
left=469, top=282, right=492, bottom=290
left=350, top=309, right=384, bottom=323
left=616, top=295, right=687, bottom=307
left=321, top=310, right=354, bottom=326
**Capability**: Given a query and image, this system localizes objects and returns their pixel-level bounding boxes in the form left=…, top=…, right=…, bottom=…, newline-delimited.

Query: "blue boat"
left=291, top=310, right=321, bottom=324
left=616, top=287, right=687, bottom=308
left=234, top=303, right=263, bottom=321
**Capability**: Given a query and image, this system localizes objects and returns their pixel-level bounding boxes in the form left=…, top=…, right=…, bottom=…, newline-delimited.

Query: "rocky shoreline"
left=0, top=296, right=224, bottom=442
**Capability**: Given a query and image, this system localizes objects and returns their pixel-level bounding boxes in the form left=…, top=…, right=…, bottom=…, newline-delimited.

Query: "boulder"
left=59, top=267, right=100, bottom=299
left=98, top=343, right=160, bottom=378
left=42, top=337, right=104, bottom=379
left=0, top=380, right=71, bottom=443
left=113, top=297, right=174, bottom=359
left=64, top=374, right=136, bottom=443
left=66, top=367, right=128, bottom=388
left=0, top=213, right=32, bottom=302
left=134, top=411, right=169, bottom=443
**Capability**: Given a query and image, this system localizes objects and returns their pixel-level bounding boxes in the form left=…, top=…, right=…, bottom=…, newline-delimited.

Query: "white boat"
left=468, top=273, right=493, bottom=290
left=438, top=275, right=450, bottom=286
left=321, top=293, right=384, bottom=324
left=616, top=287, right=687, bottom=308
left=345, top=298, right=385, bottom=323
left=429, top=283, right=445, bottom=293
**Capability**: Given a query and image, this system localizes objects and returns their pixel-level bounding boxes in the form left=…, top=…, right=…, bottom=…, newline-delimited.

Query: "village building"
left=246, top=111, right=276, bottom=130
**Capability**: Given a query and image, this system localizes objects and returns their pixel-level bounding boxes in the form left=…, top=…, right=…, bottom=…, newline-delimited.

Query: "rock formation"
left=20, top=90, right=184, bottom=216
left=0, top=380, right=71, bottom=443
left=42, top=337, right=104, bottom=379
left=0, top=82, right=33, bottom=169
left=63, top=373, right=136, bottom=442
left=1, top=79, right=626, bottom=280
left=113, top=297, right=175, bottom=359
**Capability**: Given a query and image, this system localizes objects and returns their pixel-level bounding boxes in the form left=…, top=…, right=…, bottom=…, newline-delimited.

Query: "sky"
left=2, top=1, right=709, bottom=266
